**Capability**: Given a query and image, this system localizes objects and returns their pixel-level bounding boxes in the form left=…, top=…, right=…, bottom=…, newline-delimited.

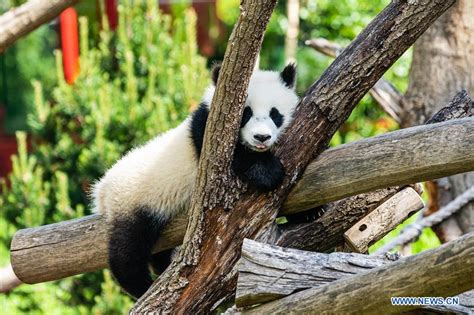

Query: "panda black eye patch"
left=241, top=106, right=253, bottom=127
left=270, top=107, right=284, bottom=128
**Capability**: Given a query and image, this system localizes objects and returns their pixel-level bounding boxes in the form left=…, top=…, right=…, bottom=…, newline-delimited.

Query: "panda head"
left=208, top=63, right=299, bottom=152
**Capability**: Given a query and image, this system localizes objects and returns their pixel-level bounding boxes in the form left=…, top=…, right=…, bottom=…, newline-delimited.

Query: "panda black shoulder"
left=190, top=102, right=209, bottom=158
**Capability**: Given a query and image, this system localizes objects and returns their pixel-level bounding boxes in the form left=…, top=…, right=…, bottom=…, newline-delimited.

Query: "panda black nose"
left=254, top=134, right=271, bottom=142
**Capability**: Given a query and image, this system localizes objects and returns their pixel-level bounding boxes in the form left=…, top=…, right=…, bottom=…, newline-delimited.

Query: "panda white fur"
left=91, top=63, right=299, bottom=298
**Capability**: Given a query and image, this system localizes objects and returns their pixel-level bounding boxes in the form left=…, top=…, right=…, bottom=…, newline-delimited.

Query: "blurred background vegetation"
left=0, top=0, right=439, bottom=313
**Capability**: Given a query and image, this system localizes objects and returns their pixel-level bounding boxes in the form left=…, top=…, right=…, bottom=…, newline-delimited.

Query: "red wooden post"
left=105, top=0, right=118, bottom=30
left=60, top=7, right=80, bottom=84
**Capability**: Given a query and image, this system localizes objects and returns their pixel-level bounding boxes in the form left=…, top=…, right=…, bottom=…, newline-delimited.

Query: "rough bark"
left=235, top=239, right=397, bottom=308
left=402, top=0, right=474, bottom=240
left=234, top=240, right=474, bottom=314
left=305, top=38, right=404, bottom=123
left=133, top=1, right=455, bottom=313
left=10, top=117, right=474, bottom=284
left=0, top=0, right=79, bottom=53
left=242, top=232, right=474, bottom=314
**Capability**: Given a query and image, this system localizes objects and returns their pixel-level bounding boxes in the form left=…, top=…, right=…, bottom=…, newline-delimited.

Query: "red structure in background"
left=60, top=7, right=80, bottom=84
left=152, top=0, right=225, bottom=57
left=0, top=107, right=17, bottom=179
left=105, top=0, right=118, bottom=30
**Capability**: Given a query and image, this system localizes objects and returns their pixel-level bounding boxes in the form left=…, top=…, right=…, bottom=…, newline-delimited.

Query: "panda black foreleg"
left=233, top=147, right=285, bottom=191
left=108, top=206, right=169, bottom=299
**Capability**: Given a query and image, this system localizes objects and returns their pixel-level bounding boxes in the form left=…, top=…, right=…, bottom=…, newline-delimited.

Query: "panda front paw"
left=241, top=156, right=285, bottom=191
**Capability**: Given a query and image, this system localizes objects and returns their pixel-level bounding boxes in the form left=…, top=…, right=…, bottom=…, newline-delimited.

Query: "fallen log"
left=235, top=239, right=397, bottom=308
left=10, top=117, right=474, bottom=284
left=234, top=239, right=474, bottom=314
left=241, top=232, right=474, bottom=314
left=0, top=0, right=79, bottom=53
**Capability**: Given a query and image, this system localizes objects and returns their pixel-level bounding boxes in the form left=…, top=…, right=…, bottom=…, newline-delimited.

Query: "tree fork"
left=133, top=0, right=456, bottom=313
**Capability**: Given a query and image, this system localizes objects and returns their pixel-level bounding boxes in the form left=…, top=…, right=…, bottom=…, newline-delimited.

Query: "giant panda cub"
left=92, top=63, right=299, bottom=299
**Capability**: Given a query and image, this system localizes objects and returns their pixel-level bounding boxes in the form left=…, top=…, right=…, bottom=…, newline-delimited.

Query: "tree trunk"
left=0, top=0, right=79, bottom=53
left=402, top=0, right=474, bottom=241
left=134, top=0, right=278, bottom=312
left=133, top=1, right=456, bottom=313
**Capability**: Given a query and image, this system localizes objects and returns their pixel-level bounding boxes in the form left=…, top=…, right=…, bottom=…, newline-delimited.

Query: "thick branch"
left=305, top=38, right=404, bottom=122
left=275, top=186, right=406, bottom=252
left=284, top=116, right=474, bottom=212
left=244, top=232, right=474, bottom=314
left=10, top=117, right=474, bottom=284
left=0, top=0, right=79, bottom=53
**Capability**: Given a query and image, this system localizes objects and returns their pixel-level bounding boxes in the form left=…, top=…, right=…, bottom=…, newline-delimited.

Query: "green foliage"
left=0, top=26, right=57, bottom=133
left=1, top=1, right=208, bottom=313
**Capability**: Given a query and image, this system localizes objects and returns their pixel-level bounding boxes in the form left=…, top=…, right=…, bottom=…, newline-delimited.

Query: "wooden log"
left=242, top=232, right=474, bottom=314
left=343, top=187, right=424, bottom=253
left=0, top=0, right=79, bottom=53
left=10, top=117, right=474, bottom=284
left=305, top=38, right=404, bottom=122
left=285, top=117, right=474, bottom=213
left=235, top=239, right=397, bottom=308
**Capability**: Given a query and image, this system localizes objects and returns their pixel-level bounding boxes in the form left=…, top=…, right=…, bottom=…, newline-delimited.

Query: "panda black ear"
left=211, top=62, right=222, bottom=86
left=280, top=63, right=296, bottom=89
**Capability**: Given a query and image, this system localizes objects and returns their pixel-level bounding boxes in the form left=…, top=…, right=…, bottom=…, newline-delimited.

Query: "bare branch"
left=305, top=38, right=404, bottom=122
left=0, top=0, right=79, bottom=53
